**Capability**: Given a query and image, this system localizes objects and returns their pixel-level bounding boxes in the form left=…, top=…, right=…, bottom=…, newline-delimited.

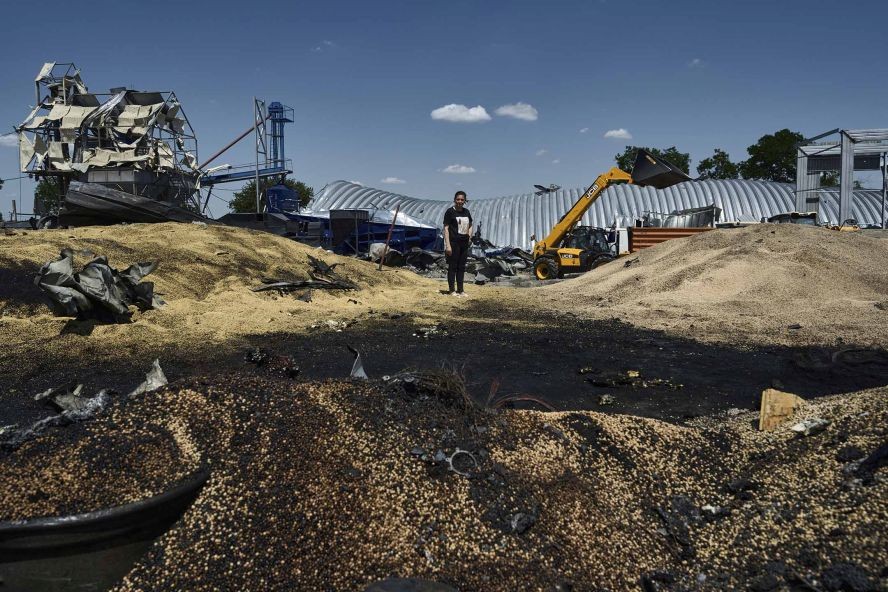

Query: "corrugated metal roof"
left=309, top=180, right=886, bottom=250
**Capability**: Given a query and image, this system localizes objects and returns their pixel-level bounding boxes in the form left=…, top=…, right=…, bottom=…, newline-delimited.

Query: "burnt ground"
left=4, top=297, right=888, bottom=429
left=255, top=301, right=888, bottom=421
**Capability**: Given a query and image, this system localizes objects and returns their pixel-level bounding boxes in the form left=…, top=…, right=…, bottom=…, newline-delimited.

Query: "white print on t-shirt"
left=455, top=216, right=470, bottom=235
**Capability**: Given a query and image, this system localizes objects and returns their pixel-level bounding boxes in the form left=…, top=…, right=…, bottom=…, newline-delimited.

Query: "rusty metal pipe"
left=378, top=204, right=401, bottom=271
left=197, top=113, right=271, bottom=170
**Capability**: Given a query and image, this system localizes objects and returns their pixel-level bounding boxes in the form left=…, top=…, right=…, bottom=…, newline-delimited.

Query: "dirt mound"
left=540, top=224, right=888, bottom=346
left=1, top=373, right=884, bottom=591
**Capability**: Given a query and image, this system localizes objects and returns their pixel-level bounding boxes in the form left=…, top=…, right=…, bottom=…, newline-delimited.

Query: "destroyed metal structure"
left=308, top=180, right=887, bottom=250
left=796, top=128, right=888, bottom=228
left=16, top=63, right=201, bottom=212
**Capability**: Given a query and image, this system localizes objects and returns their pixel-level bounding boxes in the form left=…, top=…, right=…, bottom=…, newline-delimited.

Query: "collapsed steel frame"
left=796, top=128, right=888, bottom=228
left=17, top=62, right=201, bottom=209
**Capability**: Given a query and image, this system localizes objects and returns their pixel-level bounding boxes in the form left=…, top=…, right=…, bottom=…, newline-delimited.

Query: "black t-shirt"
left=443, top=206, right=472, bottom=242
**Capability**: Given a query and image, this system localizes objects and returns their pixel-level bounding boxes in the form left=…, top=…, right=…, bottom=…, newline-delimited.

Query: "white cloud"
left=603, top=128, right=633, bottom=140
left=579, top=127, right=589, bottom=134
left=380, top=176, right=406, bottom=184
left=494, top=102, right=538, bottom=121
left=430, top=104, right=491, bottom=123
left=312, top=40, right=336, bottom=53
left=441, top=164, right=476, bottom=174
left=552, top=159, right=560, bottom=164
left=688, top=58, right=704, bottom=68
left=535, top=149, right=547, bottom=156
left=0, top=134, right=18, bottom=148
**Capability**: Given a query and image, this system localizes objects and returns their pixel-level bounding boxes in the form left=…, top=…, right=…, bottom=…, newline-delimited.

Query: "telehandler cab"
left=531, top=150, right=691, bottom=280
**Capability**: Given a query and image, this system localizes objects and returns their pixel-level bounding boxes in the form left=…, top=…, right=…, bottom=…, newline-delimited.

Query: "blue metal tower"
left=268, top=102, right=293, bottom=170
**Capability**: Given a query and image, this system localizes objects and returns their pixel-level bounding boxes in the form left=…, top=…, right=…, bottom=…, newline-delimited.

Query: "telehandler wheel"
left=533, top=257, right=560, bottom=281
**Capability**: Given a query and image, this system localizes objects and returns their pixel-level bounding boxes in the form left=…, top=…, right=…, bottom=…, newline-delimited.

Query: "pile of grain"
left=0, top=222, right=433, bottom=320
left=2, top=373, right=884, bottom=591
left=540, top=224, right=888, bottom=346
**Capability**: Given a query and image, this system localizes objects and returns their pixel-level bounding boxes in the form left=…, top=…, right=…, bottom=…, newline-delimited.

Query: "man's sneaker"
left=456, top=292, right=468, bottom=298
left=449, top=291, right=459, bottom=296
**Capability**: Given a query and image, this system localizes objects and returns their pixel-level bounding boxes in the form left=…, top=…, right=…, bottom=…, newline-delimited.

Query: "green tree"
left=820, top=172, right=839, bottom=187
left=818, top=172, right=862, bottom=189
left=739, top=129, right=805, bottom=183
left=696, top=148, right=740, bottom=179
left=615, top=146, right=690, bottom=174
left=228, top=177, right=314, bottom=213
left=34, top=178, right=63, bottom=215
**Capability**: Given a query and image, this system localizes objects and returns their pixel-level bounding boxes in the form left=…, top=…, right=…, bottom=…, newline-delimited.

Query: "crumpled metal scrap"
left=35, top=248, right=164, bottom=321
left=2, top=360, right=169, bottom=451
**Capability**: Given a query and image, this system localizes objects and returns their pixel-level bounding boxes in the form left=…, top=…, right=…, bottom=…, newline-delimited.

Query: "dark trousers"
left=447, top=238, right=470, bottom=292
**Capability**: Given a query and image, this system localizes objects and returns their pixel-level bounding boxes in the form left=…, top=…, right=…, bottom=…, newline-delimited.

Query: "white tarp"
left=20, top=105, right=43, bottom=128
left=32, top=135, right=47, bottom=169
left=26, top=116, right=47, bottom=130
left=60, top=106, right=96, bottom=142
left=35, top=62, right=55, bottom=82
left=153, top=142, right=175, bottom=169
left=156, top=103, right=185, bottom=132
left=181, top=152, right=198, bottom=169
left=46, top=104, right=72, bottom=121
left=114, top=103, right=163, bottom=135
left=80, top=148, right=150, bottom=168
left=18, top=133, right=34, bottom=172
left=48, top=142, right=71, bottom=171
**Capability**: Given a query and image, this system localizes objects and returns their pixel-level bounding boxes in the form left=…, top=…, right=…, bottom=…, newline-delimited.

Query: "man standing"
left=443, top=191, right=473, bottom=296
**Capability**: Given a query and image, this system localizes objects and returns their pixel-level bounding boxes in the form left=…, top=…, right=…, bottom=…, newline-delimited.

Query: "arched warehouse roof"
left=308, top=180, right=886, bottom=250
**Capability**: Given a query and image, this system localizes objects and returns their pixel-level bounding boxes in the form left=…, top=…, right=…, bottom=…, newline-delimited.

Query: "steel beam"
left=795, top=147, right=819, bottom=213
left=839, top=131, right=855, bottom=223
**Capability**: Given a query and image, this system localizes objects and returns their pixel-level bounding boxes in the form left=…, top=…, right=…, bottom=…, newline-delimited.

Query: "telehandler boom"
left=531, top=149, right=691, bottom=280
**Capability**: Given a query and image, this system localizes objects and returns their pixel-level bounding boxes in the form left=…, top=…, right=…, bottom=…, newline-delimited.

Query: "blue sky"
left=1, top=0, right=886, bottom=219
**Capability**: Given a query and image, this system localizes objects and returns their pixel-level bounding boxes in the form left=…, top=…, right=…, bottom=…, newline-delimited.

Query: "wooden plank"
left=628, top=227, right=714, bottom=252
left=759, top=388, right=805, bottom=431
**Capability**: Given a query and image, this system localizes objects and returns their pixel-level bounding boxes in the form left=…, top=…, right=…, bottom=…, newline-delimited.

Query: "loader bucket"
left=630, top=149, right=693, bottom=189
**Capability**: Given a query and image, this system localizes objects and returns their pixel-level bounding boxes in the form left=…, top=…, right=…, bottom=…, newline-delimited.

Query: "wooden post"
left=378, top=204, right=400, bottom=271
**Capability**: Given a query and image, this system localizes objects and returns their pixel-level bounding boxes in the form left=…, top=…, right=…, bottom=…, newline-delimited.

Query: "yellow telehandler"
left=531, top=150, right=691, bottom=280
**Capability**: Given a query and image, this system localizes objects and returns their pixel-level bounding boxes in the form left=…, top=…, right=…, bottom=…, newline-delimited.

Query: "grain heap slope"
left=541, top=224, right=888, bottom=346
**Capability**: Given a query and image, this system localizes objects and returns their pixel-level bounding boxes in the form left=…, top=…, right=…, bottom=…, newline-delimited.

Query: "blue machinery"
left=201, top=99, right=439, bottom=253
left=288, top=208, right=440, bottom=255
